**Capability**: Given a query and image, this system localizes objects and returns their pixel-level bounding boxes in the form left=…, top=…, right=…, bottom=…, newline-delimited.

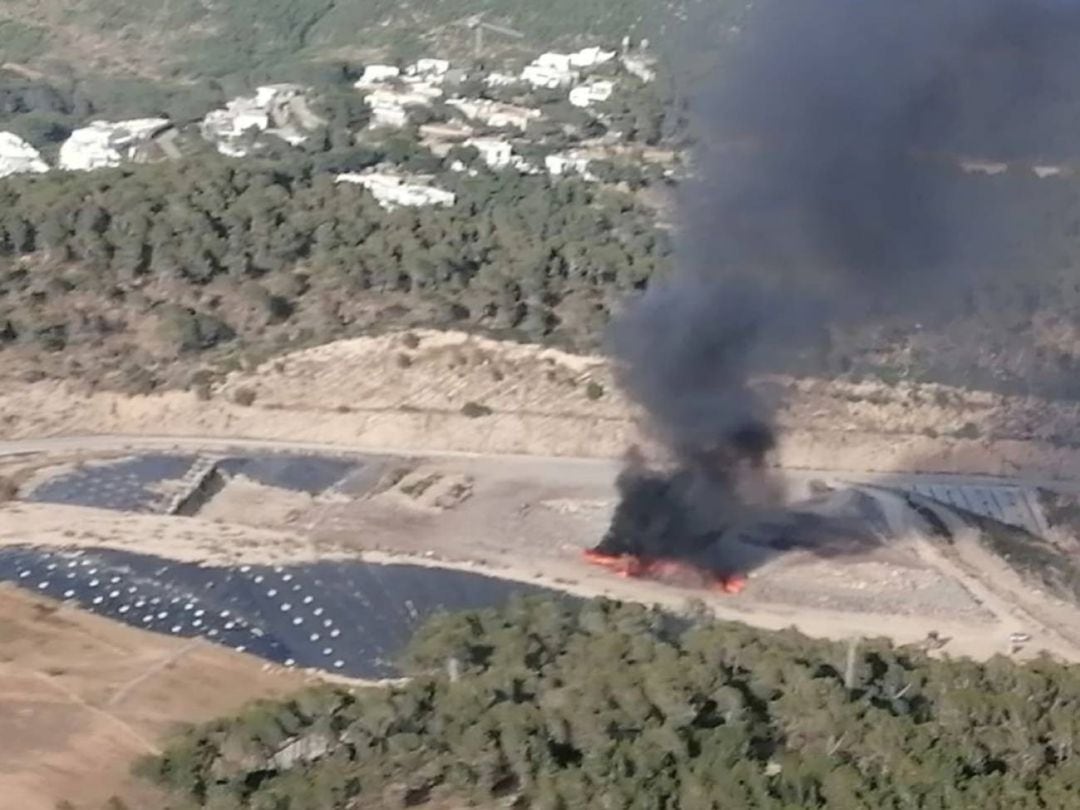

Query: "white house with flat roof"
left=201, top=85, right=324, bottom=157
left=569, top=79, right=615, bottom=108
left=446, top=97, right=539, bottom=131
left=59, top=118, right=172, bottom=171
left=335, top=171, right=456, bottom=209
left=356, top=64, right=401, bottom=87
left=466, top=137, right=515, bottom=169
left=0, top=132, right=48, bottom=177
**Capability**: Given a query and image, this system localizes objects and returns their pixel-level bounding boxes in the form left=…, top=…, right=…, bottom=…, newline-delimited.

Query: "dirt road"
left=3, top=432, right=1072, bottom=490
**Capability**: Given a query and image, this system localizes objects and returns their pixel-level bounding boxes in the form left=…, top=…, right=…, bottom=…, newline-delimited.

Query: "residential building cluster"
left=0, top=40, right=664, bottom=208
left=200, top=84, right=326, bottom=157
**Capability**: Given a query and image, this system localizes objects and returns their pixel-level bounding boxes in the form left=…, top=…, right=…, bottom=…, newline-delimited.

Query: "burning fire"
left=583, top=549, right=747, bottom=594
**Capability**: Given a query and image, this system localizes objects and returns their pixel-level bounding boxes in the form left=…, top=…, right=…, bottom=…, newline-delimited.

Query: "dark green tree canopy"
left=140, top=596, right=1080, bottom=810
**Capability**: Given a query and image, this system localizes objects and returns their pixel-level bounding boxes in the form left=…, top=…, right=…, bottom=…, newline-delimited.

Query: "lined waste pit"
left=0, top=546, right=560, bottom=678
left=26, top=453, right=366, bottom=515
left=28, top=454, right=196, bottom=513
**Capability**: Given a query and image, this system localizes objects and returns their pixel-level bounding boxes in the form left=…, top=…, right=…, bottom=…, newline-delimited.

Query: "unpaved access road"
left=3, top=431, right=1074, bottom=490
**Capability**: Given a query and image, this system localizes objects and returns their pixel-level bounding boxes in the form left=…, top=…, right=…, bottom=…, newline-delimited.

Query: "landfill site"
left=4, top=418, right=1080, bottom=668
left=6, top=330, right=1080, bottom=806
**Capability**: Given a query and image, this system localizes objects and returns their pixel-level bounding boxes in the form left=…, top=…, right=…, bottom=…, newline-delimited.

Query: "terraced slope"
left=0, top=0, right=684, bottom=80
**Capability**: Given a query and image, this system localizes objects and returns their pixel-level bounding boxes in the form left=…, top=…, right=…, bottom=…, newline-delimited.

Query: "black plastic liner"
left=0, top=546, right=560, bottom=678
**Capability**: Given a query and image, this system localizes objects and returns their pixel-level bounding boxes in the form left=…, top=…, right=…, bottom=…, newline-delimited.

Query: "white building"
left=466, top=137, right=515, bottom=169
left=378, top=81, right=443, bottom=103
left=520, top=48, right=613, bottom=88
left=484, top=72, right=519, bottom=88
left=419, top=121, right=474, bottom=141
left=368, top=98, right=410, bottom=129
left=419, top=121, right=475, bottom=155
left=545, top=150, right=596, bottom=180
left=959, top=159, right=1007, bottom=176
left=201, top=85, right=324, bottom=157
left=203, top=106, right=268, bottom=155
left=335, top=171, right=456, bottom=209
left=356, top=64, right=401, bottom=87
left=407, top=58, right=450, bottom=81
left=568, top=46, right=617, bottom=68
left=569, top=79, right=615, bottom=108
left=1033, top=165, right=1066, bottom=178
left=364, top=83, right=443, bottom=129
left=0, top=132, right=48, bottom=177
left=521, top=53, right=578, bottom=89
left=59, top=119, right=172, bottom=171
left=446, top=97, right=540, bottom=131
left=534, top=52, right=574, bottom=72
left=622, top=54, right=657, bottom=83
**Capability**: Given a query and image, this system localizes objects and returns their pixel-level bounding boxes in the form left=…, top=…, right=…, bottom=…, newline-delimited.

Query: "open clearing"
left=0, top=583, right=310, bottom=810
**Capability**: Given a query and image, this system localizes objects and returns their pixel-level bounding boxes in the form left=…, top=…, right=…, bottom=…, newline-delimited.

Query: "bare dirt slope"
left=0, top=1, right=176, bottom=77
left=5, top=329, right=1080, bottom=477
left=0, top=583, right=309, bottom=810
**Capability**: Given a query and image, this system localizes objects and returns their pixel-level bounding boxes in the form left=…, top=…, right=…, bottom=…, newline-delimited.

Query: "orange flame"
left=583, top=550, right=746, bottom=594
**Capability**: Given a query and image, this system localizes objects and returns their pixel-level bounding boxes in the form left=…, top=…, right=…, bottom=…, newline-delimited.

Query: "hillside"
left=7, top=154, right=1080, bottom=403
left=5, top=1, right=1080, bottom=406
left=0, top=0, right=700, bottom=160
left=0, top=0, right=678, bottom=81
left=142, top=595, right=1080, bottom=809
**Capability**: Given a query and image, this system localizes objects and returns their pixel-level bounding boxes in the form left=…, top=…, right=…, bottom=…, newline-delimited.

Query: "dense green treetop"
left=139, top=595, right=1080, bottom=810
left=0, top=150, right=668, bottom=359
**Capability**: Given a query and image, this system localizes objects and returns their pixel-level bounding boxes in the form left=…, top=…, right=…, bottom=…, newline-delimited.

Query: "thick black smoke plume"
left=598, top=0, right=1080, bottom=571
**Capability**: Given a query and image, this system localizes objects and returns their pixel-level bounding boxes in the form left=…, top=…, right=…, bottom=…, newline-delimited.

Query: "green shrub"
left=460, top=401, right=492, bottom=418
left=0, top=475, right=17, bottom=502
left=232, top=387, right=257, bottom=406
left=955, top=421, right=981, bottom=440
